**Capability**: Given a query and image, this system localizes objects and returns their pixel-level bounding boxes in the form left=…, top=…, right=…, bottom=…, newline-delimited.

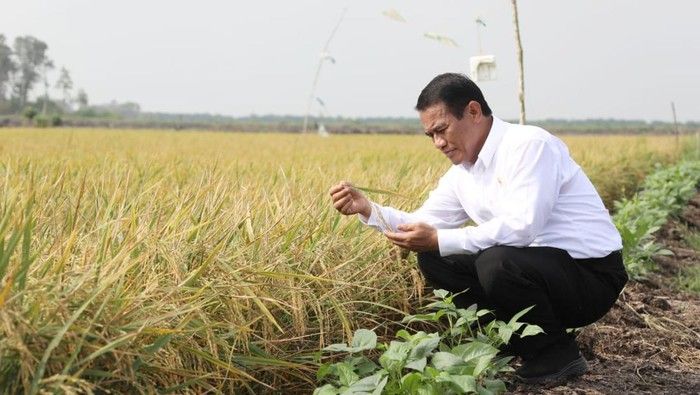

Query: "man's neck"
left=471, top=116, right=494, bottom=163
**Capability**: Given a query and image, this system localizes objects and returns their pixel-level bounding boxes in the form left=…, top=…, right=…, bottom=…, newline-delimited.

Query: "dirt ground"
left=509, top=194, right=700, bottom=394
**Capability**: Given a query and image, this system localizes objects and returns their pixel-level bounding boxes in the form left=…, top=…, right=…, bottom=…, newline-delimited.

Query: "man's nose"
left=433, top=135, right=447, bottom=149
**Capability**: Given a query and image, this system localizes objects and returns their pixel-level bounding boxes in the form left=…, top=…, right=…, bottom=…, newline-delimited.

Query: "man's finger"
left=397, top=223, right=417, bottom=232
left=384, top=230, right=409, bottom=242
left=329, top=184, right=343, bottom=195
left=329, top=183, right=350, bottom=196
left=388, top=238, right=411, bottom=250
left=340, top=198, right=354, bottom=213
left=331, top=188, right=350, bottom=202
left=333, top=195, right=351, bottom=210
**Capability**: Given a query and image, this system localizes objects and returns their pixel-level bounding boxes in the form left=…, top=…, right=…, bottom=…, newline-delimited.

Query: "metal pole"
left=510, top=0, right=526, bottom=125
left=302, top=8, right=347, bottom=133
left=671, top=101, right=680, bottom=154
left=476, top=19, right=483, bottom=55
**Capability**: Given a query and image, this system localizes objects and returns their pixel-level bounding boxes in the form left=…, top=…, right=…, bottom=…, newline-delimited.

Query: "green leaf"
left=440, top=374, right=476, bottom=393
left=403, top=312, right=443, bottom=323
left=482, top=378, right=506, bottom=394
left=396, top=329, right=411, bottom=340
left=431, top=352, right=463, bottom=370
left=324, top=329, right=377, bottom=353
left=405, top=357, right=427, bottom=372
left=324, top=343, right=353, bottom=352
left=450, top=344, right=469, bottom=359
left=337, top=363, right=359, bottom=387
left=347, top=372, right=387, bottom=393
left=16, top=209, right=35, bottom=291
left=313, top=384, right=339, bottom=395
left=433, top=289, right=450, bottom=299
left=409, top=333, right=441, bottom=360
left=520, top=324, right=544, bottom=338
left=351, top=329, right=377, bottom=352
left=459, top=341, right=498, bottom=364
left=507, top=305, right=534, bottom=326
left=372, top=376, right=388, bottom=395
left=401, top=372, right=424, bottom=392
left=497, top=325, right=513, bottom=344
left=473, top=354, right=494, bottom=377
left=317, top=364, right=333, bottom=381
left=354, top=357, right=379, bottom=376
left=143, top=333, right=173, bottom=354
left=30, top=290, right=101, bottom=395
left=423, top=366, right=441, bottom=378
left=379, top=341, right=410, bottom=372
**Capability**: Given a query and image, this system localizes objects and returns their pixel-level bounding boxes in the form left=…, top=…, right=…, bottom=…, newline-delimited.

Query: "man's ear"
left=466, top=100, right=483, bottom=122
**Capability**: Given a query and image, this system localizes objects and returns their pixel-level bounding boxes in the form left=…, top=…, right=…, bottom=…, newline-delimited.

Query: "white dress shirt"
left=361, top=116, right=622, bottom=259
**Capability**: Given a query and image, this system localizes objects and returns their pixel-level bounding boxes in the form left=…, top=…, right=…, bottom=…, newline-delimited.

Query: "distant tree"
left=23, top=106, right=37, bottom=123
left=75, top=88, right=88, bottom=109
left=0, top=34, right=16, bottom=101
left=55, top=67, right=73, bottom=110
left=12, top=36, right=52, bottom=109
left=40, top=59, right=54, bottom=115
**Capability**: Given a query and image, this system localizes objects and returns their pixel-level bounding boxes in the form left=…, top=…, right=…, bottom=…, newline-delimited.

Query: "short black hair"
left=415, top=73, right=492, bottom=118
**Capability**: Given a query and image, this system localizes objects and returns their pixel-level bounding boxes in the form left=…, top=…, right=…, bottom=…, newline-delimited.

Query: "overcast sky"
left=4, top=0, right=699, bottom=121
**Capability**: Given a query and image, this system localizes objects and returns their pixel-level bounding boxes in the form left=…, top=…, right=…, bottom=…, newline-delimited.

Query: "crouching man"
left=329, top=73, right=628, bottom=384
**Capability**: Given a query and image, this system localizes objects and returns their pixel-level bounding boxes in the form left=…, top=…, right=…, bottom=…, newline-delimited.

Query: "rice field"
left=0, top=128, right=687, bottom=393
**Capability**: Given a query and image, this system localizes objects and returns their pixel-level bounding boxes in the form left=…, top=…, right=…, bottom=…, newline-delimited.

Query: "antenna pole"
left=476, top=19, right=483, bottom=55
left=671, top=101, right=680, bottom=154
left=303, top=8, right=347, bottom=133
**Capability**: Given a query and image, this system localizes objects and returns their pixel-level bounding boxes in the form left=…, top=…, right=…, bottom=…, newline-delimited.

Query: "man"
left=328, top=73, right=628, bottom=384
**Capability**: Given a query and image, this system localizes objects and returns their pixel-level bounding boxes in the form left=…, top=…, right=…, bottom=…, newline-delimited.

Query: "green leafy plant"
left=613, top=160, right=700, bottom=278
left=314, top=290, right=542, bottom=394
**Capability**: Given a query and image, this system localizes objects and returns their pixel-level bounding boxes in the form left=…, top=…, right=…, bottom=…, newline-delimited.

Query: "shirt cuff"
left=358, top=202, right=379, bottom=226
left=437, top=227, right=471, bottom=256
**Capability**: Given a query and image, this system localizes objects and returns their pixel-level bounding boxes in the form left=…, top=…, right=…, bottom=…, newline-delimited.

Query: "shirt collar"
left=473, top=116, right=506, bottom=170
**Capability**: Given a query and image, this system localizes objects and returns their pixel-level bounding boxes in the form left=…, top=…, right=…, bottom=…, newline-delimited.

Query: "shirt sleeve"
left=359, top=172, right=469, bottom=233
left=437, top=139, right=562, bottom=256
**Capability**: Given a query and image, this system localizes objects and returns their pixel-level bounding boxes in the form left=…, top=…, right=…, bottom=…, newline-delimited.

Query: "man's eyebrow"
left=425, top=122, right=447, bottom=135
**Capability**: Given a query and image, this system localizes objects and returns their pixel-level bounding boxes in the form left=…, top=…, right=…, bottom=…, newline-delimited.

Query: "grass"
left=683, top=229, right=700, bottom=251
left=677, top=265, right=700, bottom=294
left=0, top=128, right=691, bottom=393
left=676, top=226, right=700, bottom=294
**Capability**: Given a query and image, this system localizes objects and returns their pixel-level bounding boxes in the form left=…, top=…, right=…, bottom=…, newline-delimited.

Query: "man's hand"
left=329, top=181, right=371, bottom=217
left=384, top=223, right=438, bottom=252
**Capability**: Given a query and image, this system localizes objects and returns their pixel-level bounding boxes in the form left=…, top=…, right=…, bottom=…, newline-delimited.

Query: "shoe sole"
left=516, top=356, right=589, bottom=385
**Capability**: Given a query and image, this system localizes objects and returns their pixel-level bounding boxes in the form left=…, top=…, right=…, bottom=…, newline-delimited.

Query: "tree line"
left=0, top=34, right=90, bottom=125
left=0, top=34, right=695, bottom=134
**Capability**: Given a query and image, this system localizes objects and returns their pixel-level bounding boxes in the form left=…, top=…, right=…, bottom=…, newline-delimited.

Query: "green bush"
left=34, top=115, right=49, bottom=128
left=613, top=160, right=700, bottom=278
left=314, top=290, right=542, bottom=395
left=23, top=106, right=38, bottom=121
left=51, top=114, right=62, bottom=126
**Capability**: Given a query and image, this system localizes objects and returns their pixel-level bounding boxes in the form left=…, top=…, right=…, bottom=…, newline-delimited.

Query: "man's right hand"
left=329, top=181, right=371, bottom=218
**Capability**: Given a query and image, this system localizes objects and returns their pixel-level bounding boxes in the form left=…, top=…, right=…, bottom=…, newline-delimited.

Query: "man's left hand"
left=384, top=223, right=438, bottom=252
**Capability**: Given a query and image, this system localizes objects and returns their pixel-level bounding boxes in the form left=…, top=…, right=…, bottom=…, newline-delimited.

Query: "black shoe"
left=515, top=340, right=588, bottom=384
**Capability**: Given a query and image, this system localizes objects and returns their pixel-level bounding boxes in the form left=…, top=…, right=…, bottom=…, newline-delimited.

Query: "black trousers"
left=417, top=246, right=628, bottom=359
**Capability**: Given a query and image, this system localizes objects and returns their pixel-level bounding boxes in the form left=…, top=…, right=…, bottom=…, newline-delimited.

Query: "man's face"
left=419, top=102, right=481, bottom=165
